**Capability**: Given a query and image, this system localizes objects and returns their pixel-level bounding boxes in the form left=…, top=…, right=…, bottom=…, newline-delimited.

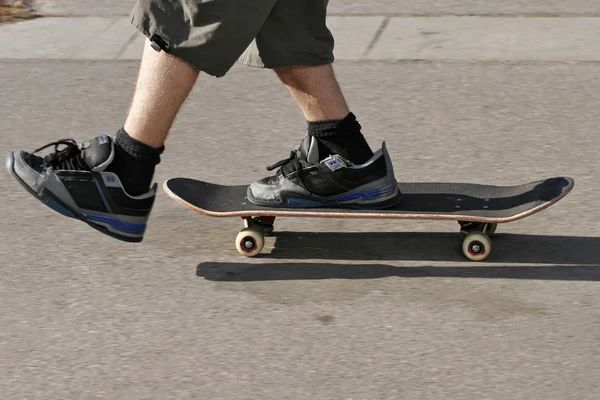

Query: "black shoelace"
left=32, top=139, right=87, bottom=171
left=266, top=150, right=304, bottom=176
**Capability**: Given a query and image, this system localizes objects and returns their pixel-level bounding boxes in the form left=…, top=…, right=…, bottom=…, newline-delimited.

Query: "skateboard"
left=163, top=176, right=574, bottom=261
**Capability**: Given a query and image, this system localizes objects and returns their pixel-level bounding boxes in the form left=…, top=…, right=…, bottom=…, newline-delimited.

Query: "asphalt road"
left=1, top=59, right=599, bottom=399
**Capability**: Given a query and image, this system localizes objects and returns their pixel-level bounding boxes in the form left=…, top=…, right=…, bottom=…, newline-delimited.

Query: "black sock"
left=307, top=112, right=373, bottom=164
left=106, top=128, right=164, bottom=196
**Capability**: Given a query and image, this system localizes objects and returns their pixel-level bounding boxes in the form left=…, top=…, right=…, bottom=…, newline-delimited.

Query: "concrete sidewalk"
left=1, top=15, right=600, bottom=62
left=32, top=0, right=600, bottom=17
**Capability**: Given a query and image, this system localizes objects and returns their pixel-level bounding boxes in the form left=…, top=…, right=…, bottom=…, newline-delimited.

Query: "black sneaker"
left=5, top=135, right=156, bottom=242
left=247, top=134, right=400, bottom=208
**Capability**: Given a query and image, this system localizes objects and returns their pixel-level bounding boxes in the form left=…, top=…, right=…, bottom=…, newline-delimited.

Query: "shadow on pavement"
left=197, top=262, right=600, bottom=282
left=197, top=232, right=600, bottom=282
left=266, top=232, right=600, bottom=265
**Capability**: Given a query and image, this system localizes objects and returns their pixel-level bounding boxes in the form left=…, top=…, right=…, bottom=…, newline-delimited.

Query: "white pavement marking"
left=326, top=16, right=386, bottom=60
left=77, top=17, right=137, bottom=60
left=117, top=30, right=145, bottom=60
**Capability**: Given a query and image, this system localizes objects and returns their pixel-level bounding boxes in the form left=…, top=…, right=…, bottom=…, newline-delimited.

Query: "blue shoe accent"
left=283, top=197, right=330, bottom=208
left=83, top=214, right=146, bottom=235
left=41, top=197, right=76, bottom=218
left=328, top=184, right=398, bottom=204
left=276, top=185, right=399, bottom=209
left=93, top=177, right=113, bottom=213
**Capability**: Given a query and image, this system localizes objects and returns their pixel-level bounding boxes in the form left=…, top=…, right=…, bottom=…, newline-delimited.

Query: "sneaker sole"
left=5, top=153, right=144, bottom=243
left=247, top=184, right=402, bottom=210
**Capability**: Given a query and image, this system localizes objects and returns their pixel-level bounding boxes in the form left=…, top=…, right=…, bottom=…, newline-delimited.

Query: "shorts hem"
left=239, top=53, right=335, bottom=70
left=130, top=19, right=231, bottom=78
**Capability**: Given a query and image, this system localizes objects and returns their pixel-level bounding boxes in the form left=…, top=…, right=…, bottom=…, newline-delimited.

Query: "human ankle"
left=307, top=113, right=373, bottom=164
left=106, top=128, right=164, bottom=196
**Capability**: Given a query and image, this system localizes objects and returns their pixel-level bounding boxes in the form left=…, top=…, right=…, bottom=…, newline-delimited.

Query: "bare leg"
left=123, top=40, right=200, bottom=148
left=274, top=63, right=373, bottom=164
left=274, top=64, right=350, bottom=121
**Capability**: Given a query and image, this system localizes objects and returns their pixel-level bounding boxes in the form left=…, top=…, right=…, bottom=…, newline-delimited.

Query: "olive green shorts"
left=130, top=0, right=334, bottom=77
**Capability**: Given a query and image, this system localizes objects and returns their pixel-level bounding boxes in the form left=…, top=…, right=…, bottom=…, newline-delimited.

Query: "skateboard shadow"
left=196, top=262, right=600, bottom=282
left=196, top=232, right=600, bottom=282
left=264, top=232, right=600, bottom=265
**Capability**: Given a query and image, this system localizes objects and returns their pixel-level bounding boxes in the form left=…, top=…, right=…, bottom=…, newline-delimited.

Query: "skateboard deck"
left=163, top=176, right=574, bottom=261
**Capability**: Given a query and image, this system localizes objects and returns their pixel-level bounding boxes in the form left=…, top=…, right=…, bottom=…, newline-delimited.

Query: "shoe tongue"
left=298, top=135, right=320, bottom=164
left=78, top=135, right=114, bottom=171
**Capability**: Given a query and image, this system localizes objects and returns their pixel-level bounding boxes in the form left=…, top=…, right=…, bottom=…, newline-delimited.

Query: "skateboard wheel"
left=462, top=232, right=491, bottom=261
left=235, top=228, right=264, bottom=257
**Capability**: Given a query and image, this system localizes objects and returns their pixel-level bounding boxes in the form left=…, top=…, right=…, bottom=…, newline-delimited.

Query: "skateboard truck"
left=242, top=216, right=275, bottom=235
left=236, top=216, right=496, bottom=261
left=459, top=221, right=497, bottom=236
